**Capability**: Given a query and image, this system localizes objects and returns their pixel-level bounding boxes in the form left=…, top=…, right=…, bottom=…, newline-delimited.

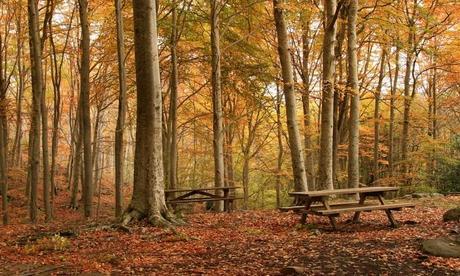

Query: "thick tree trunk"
left=210, top=0, right=225, bottom=210
left=273, top=0, right=308, bottom=192
left=347, top=0, right=360, bottom=189
left=27, top=0, right=43, bottom=223
left=122, top=0, right=176, bottom=226
left=114, top=0, right=127, bottom=218
left=78, top=0, right=93, bottom=218
left=373, top=48, right=386, bottom=182
left=319, top=0, right=337, bottom=190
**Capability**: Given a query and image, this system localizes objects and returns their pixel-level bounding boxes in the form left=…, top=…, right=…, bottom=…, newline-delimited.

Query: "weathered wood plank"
left=289, top=186, right=398, bottom=197
left=165, top=186, right=241, bottom=193
left=312, top=203, right=415, bottom=216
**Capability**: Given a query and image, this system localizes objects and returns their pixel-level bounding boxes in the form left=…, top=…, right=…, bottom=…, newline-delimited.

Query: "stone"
left=430, top=193, right=444, bottom=197
left=443, top=207, right=460, bottom=222
left=412, top=193, right=430, bottom=199
left=422, top=236, right=460, bottom=258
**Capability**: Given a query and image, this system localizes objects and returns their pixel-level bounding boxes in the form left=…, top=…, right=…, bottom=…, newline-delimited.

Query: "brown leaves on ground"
left=1, top=192, right=459, bottom=275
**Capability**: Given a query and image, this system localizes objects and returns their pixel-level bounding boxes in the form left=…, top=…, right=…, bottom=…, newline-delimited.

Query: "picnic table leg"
left=300, top=199, right=312, bottom=225
left=352, top=194, right=366, bottom=223
left=223, top=188, right=229, bottom=212
left=377, top=195, right=398, bottom=228
left=328, top=216, right=338, bottom=230
left=322, top=199, right=338, bottom=230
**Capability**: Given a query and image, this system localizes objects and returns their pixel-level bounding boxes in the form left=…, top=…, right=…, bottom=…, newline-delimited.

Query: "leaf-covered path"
left=1, top=196, right=459, bottom=275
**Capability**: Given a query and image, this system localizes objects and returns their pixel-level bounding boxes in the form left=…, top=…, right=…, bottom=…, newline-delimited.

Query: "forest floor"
left=1, top=169, right=460, bottom=275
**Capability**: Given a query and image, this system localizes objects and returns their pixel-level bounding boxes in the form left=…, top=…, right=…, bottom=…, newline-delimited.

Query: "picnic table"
left=165, top=186, right=242, bottom=212
left=284, top=186, right=415, bottom=230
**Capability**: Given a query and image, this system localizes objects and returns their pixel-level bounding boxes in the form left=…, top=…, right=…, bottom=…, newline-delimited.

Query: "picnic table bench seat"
left=310, top=202, right=415, bottom=216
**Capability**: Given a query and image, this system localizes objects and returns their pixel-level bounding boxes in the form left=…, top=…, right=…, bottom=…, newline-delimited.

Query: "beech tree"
left=319, top=0, right=337, bottom=190
left=347, top=0, right=359, bottom=189
left=122, top=0, right=176, bottom=226
left=78, top=0, right=93, bottom=218
left=27, top=0, right=43, bottom=223
left=114, top=0, right=127, bottom=218
left=210, top=0, right=225, bottom=210
left=273, top=0, right=308, bottom=192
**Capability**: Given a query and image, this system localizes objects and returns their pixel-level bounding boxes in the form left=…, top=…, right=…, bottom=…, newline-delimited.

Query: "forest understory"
left=1, top=172, right=459, bottom=275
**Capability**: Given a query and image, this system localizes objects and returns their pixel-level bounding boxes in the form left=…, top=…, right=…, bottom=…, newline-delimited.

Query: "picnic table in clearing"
left=165, top=186, right=242, bottom=212
left=282, top=186, right=415, bottom=230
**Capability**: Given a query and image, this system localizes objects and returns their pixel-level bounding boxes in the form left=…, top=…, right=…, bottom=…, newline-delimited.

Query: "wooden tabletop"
left=289, top=186, right=399, bottom=197
left=165, top=186, right=242, bottom=193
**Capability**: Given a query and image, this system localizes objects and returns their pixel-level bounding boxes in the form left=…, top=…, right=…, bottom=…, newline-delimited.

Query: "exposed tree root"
left=121, top=206, right=184, bottom=228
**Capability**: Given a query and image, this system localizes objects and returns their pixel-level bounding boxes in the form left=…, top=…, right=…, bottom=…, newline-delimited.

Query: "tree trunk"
left=273, top=0, right=308, bottom=192
left=78, top=0, right=93, bottom=218
left=0, top=36, right=8, bottom=224
left=373, top=48, right=386, bottom=182
left=122, top=0, right=176, bottom=226
left=210, top=0, right=225, bottom=210
left=114, top=0, right=127, bottom=218
left=389, top=47, right=399, bottom=177
left=12, top=12, right=25, bottom=167
left=168, top=0, right=179, bottom=191
left=27, top=0, right=43, bottom=223
left=41, top=64, right=51, bottom=221
left=301, top=18, right=315, bottom=191
left=319, top=0, right=337, bottom=190
left=347, top=0, right=359, bottom=189
left=275, top=84, right=283, bottom=207
left=401, top=22, right=414, bottom=176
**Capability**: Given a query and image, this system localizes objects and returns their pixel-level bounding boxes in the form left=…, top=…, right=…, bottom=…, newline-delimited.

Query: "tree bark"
left=319, top=0, right=337, bottom=190
left=78, top=0, right=93, bottom=218
left=273, top=0, right=308, bottom=192
left=373, top=48, right=386, bottom=182
left=347, top=0, right=360, bottom=189
left=389, top=47, right=399, bottom=177
left=27, top=0, right=43, bottom=223
left=301, top=18, right=315, bottom=191
left=168, top=0, right=179, bottom=191
left=210, top=0, right=225, bottom=210
left=114, top=0, right=127, bottom=218
left=122, top=0, right=176, bottom=226
left=0, top=33, right=8, bottom=225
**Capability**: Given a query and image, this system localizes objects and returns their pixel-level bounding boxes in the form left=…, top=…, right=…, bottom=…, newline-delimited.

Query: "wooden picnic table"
left=165, top=186, right=242, bottom=212
left=287, top=186, right=415, bottom=230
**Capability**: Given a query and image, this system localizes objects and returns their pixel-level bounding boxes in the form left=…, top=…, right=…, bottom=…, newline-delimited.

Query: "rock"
left=281, top=266, right=306, bottom=275
left=422, top=236, right=460, bottom=258
left=430, top=193, right=444, bottom=198
left=443, top=207, right=460, bottom=222
left=412, top=193, right=430, bottom=198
